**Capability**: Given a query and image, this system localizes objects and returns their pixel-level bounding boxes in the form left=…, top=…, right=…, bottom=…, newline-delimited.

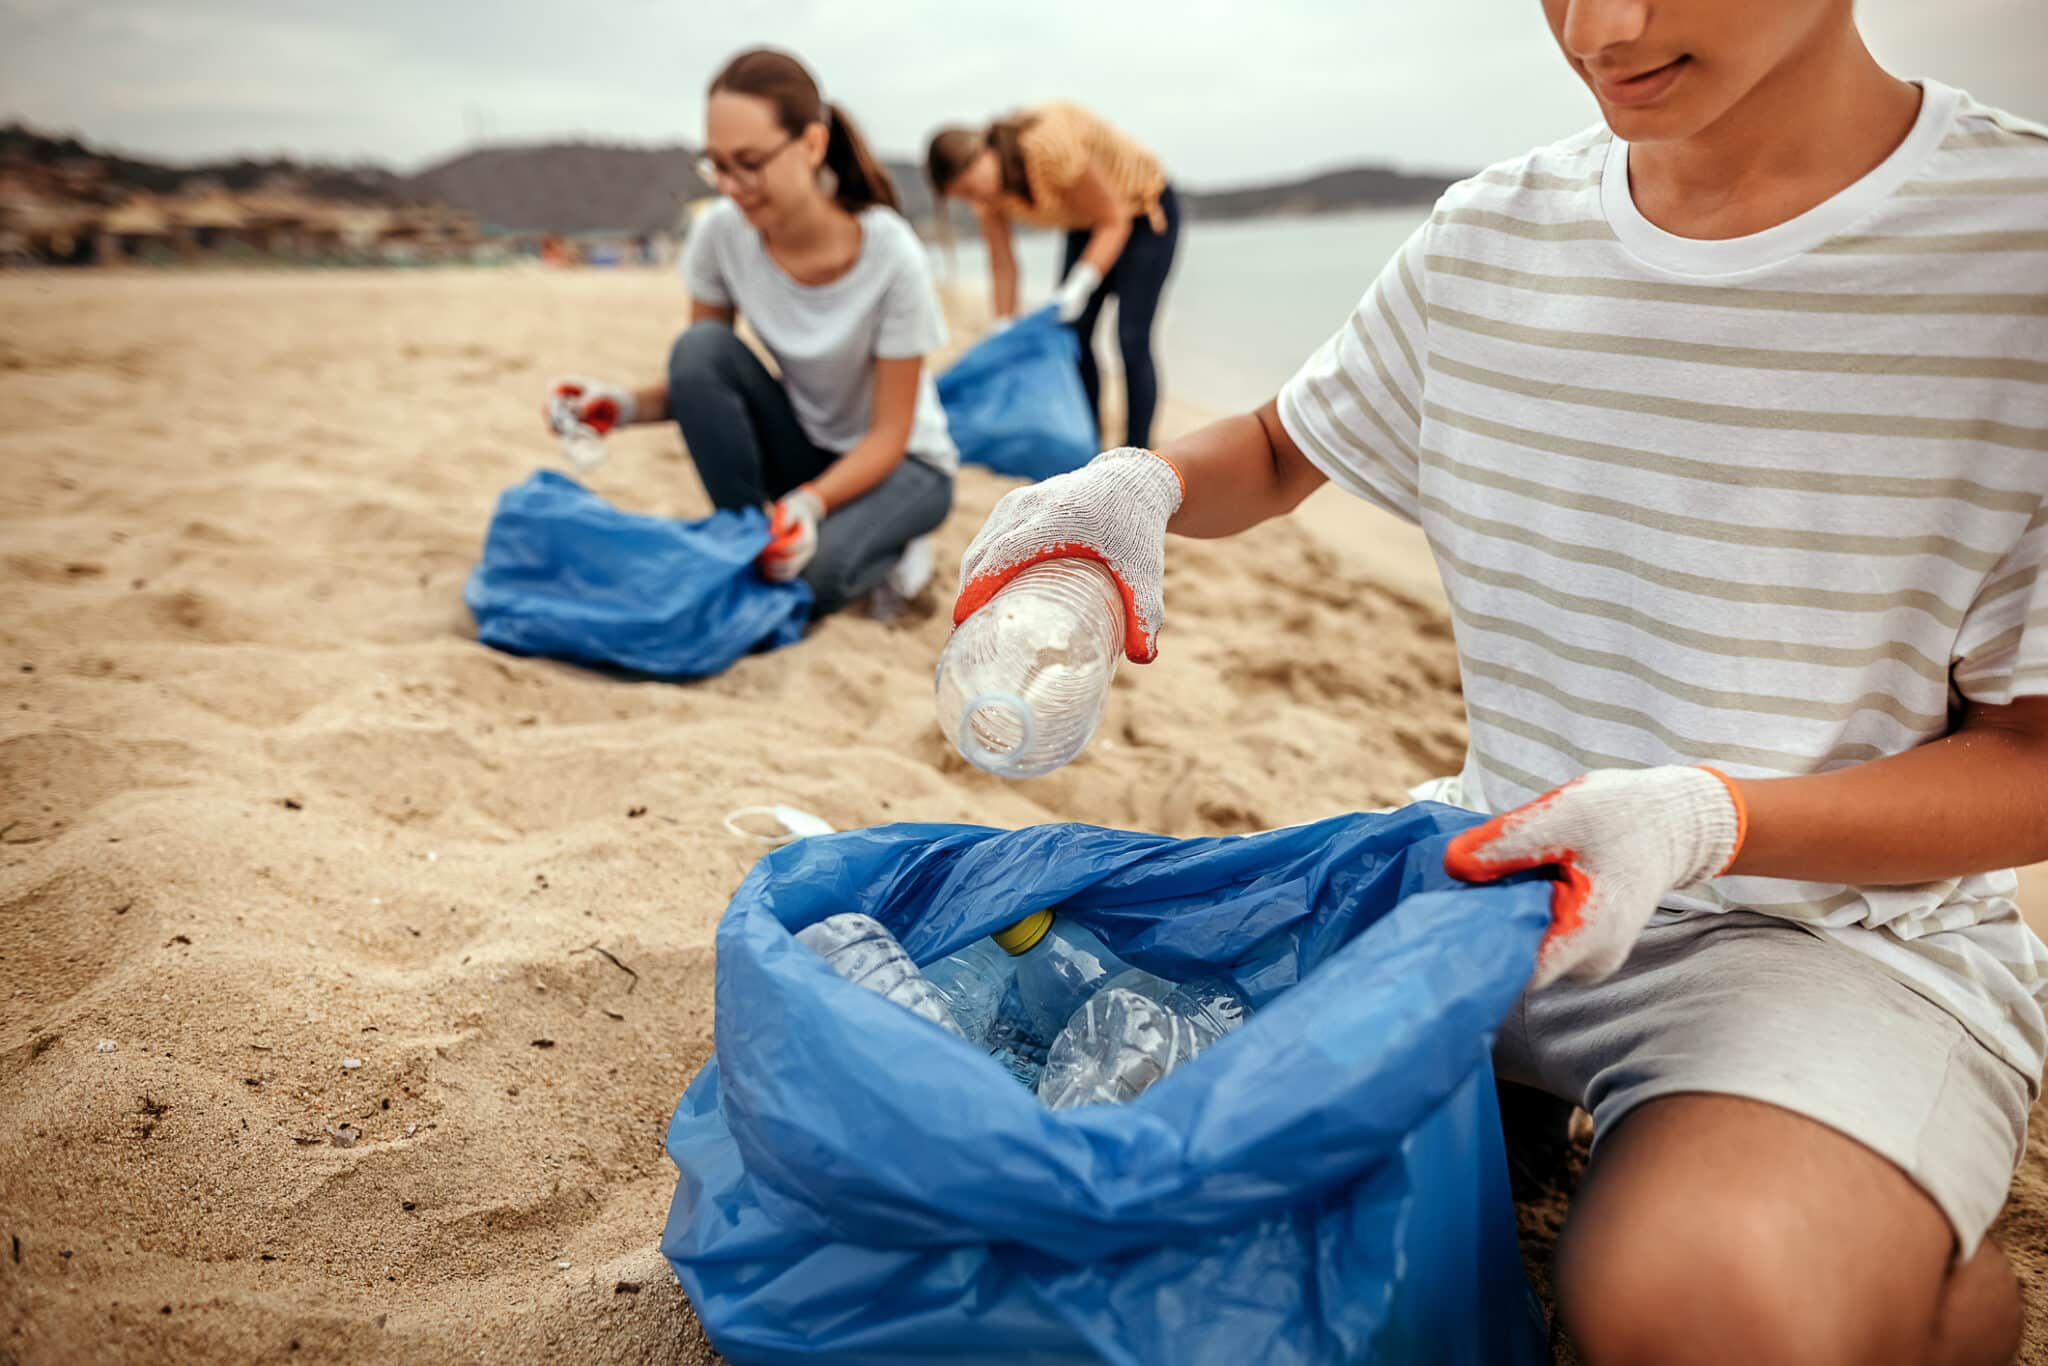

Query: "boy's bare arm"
left=1730, top=696, right=2048, bottom=884
left=1160, top=399, right=1327, bottom=539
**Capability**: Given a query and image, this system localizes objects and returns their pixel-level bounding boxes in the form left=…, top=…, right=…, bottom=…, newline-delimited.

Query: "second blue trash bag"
left=464, top=470, right=811, bottom=679
left=662, top=803, right=1554, bottom=1365
left=937, top=306, right=1099, bottom=480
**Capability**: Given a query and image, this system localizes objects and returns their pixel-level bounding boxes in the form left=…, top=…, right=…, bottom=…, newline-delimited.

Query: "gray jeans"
left=666, top=322, right=953, bottom=616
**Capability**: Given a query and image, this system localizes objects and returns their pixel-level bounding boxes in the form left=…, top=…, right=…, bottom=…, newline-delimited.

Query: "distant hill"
left=4, top=121, right=1457, bottom=235
left=406, top=142, right=706, bottom=236
left=0, top=123, right=415, bottom=205
left=1183, top=164, right=1453, bottom=220
left=401, top=139, right=1454, bottom=234
left=402, top=141, right=945, bottom=235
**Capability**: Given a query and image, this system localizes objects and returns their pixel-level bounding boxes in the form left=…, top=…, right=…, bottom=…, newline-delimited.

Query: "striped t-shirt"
left=1277, top=79, right=2048, bottom=1084
left=995, top=102, right=1169, bottom=233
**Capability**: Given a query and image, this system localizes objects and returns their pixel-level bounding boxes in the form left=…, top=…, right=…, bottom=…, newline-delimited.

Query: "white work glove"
left=759, top=485, right=824, bottom=583
left=1052, top=262, right=1103, bottom=323
left=1444, top=766, right=1747, bottom=990
left=545, top=378, right=637, bottom=435
left=953, top=446, right=1183, bottom=663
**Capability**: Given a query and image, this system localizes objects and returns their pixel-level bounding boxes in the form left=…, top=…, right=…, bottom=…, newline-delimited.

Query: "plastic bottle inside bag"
left=795, top=913, right=964, bottom=1037
left=933, top=559, right=1123, bottom=778
left=1152, top=975, right=1254, bottom=1044
left=1037, top=986, right=1210, bottom=1109
left=921, top=937, right=1013, bottom=1046
left=994, top=910, right=1172, bottom=1042
left=985, top=977, right=1051, bottom=1090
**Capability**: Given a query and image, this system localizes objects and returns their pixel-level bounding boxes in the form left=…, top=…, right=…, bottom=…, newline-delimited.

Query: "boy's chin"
left=1599, top=98, right=1721, bottom=146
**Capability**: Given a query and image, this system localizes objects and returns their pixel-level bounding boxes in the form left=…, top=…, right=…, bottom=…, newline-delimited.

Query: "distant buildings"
left=0, top=147, right=484, bottom=267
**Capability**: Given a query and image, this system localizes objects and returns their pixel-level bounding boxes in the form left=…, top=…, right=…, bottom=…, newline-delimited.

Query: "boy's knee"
left=1557, top=1191, right=1927, bottom=1366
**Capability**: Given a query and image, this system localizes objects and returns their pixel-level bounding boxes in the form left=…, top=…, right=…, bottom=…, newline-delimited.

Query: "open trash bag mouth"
left=664, top=805, right=1553, bottom=1365
left=937, top=306, right=1099, bottom=481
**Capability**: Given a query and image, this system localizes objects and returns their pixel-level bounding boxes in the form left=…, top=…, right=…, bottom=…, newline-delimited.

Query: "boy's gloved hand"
left=760, top=485, right=824, bottom=583
left=953, top=446, right=1184, bottom=663
left=1052, top=262, right=1103, bottom=323
left=1444, top=766, right=1747, bottom=989
left=545, top=378, right=637, bottom=435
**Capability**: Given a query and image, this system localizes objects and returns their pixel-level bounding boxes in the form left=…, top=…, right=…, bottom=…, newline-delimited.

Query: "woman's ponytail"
left=822, top=102, right=900, bottom=215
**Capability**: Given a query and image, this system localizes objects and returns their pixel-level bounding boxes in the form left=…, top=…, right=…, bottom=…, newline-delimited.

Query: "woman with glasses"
left=925, top=105, right=1178, bottom=450
left=547, top=48, right=954, bottom=616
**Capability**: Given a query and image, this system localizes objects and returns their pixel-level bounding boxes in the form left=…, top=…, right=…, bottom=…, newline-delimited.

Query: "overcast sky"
left=4, top=0, right=2043, bottom=185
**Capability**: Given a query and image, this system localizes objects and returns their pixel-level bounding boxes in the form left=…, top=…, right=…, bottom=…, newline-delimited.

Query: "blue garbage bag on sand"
left=464, top=471, right=811, bottom=679
left=938, top=306, right=1098, bottom=481
left=661, top=804, right=1553, bottom=1365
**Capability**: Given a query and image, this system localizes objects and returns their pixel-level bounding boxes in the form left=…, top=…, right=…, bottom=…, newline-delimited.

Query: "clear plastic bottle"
left=795, top=913, right=964, bottom=1037
left=920, top=936, right=1013, bottom=1046
left=560, top=421, right=608, bottom=473
left=934, top=559, right=1124, bottom=778
left=994, top=910, right=1173, bottom=1043
left=1151, top=976, right=1254, bottom=1045
left=548, top=394, right=609, bottom=473
left=985, top=978, right=1050, bottom=1090
left=1037, top=986, right=1210, bottom=1110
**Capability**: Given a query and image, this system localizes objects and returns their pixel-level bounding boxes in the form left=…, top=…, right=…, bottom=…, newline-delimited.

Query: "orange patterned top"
left=993, top=102, right=1169, bottom=232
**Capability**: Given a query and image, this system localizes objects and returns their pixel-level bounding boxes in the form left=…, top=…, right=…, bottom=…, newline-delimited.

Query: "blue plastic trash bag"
left=465, top=471, right=811, bottom=678
left=662, top=803, right=1554, bottom=1365
left=938, top=306, right=1098, bottom=480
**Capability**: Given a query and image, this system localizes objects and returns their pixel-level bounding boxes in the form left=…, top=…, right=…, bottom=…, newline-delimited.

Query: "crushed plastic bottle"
left=1151, top=976, right=1254, bottom=1044
left=993, top=910, right=1173, bottom=1042
left=560, top=422, right=609, bottom=473
left=934, top=559, right=1123, bottom=778
left=548, top=394, right=609, bottom=473
left=1037, top=987, right=1210, bottom=1109
left=921, top=936, right=1013, bottom=1047
left=795, top=913, right=964, bottom=1037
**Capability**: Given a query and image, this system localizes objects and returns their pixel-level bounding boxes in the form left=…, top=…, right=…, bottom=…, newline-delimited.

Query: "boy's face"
left=1542, top=0, right=1851, bottom=142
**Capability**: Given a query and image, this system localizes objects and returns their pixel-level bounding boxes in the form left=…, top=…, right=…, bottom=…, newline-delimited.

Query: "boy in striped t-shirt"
left=950, top=1, right=2045, bottom=1361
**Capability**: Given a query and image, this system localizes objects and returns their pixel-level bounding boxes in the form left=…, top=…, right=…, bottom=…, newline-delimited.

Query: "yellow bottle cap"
left=992, top=909, right=1054, bottom=955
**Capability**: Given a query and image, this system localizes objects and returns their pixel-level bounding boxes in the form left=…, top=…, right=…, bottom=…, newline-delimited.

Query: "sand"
left=0, top=266, right=2041, bottom=1363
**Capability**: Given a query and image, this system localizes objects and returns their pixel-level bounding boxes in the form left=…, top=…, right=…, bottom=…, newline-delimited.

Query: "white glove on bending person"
left=952, top=446, right=1184, bottom=663
left=1052, top=262, right=1103, bottom=323
left=1444, top=766, right=1748, bottom=989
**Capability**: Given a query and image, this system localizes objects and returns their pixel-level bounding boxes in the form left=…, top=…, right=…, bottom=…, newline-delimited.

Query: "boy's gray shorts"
left=1494, top=909, right=2035, bottom=1254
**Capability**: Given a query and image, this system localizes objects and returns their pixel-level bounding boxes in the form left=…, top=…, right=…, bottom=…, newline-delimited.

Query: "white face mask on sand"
left=722, top=804, right=835, bottom=846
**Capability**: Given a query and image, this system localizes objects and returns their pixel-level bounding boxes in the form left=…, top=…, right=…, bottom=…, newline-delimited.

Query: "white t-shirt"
left=1278, top=80, right=2048, bottom=1083
left=682, top=199, right=957, bottom=473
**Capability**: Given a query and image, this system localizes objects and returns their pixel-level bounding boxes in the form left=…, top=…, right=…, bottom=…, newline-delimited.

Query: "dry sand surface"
left=0, top=266, right=2042, bottom=1364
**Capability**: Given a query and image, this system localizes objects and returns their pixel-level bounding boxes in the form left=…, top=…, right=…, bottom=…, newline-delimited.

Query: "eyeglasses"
left=696, top=135, right=800, bottom=190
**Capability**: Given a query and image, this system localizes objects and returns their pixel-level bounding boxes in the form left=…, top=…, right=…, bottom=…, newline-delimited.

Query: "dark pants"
left=666, top=323, right=953, bottom=616
left=1060, top=184, right=1181, bottom=450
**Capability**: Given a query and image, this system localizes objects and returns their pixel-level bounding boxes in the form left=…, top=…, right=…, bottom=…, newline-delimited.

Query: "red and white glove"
left=544, top=378, right=637, bottom=436
left=953, top=446, right=1184, bottom=663
left=760, top=485, right=824, bottom=583
left=1444, top=766, right=1748, bottom=990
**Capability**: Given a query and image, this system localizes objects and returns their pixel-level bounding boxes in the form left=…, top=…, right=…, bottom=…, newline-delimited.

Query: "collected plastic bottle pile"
left=797, top=909, right=1252, bottom=1108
